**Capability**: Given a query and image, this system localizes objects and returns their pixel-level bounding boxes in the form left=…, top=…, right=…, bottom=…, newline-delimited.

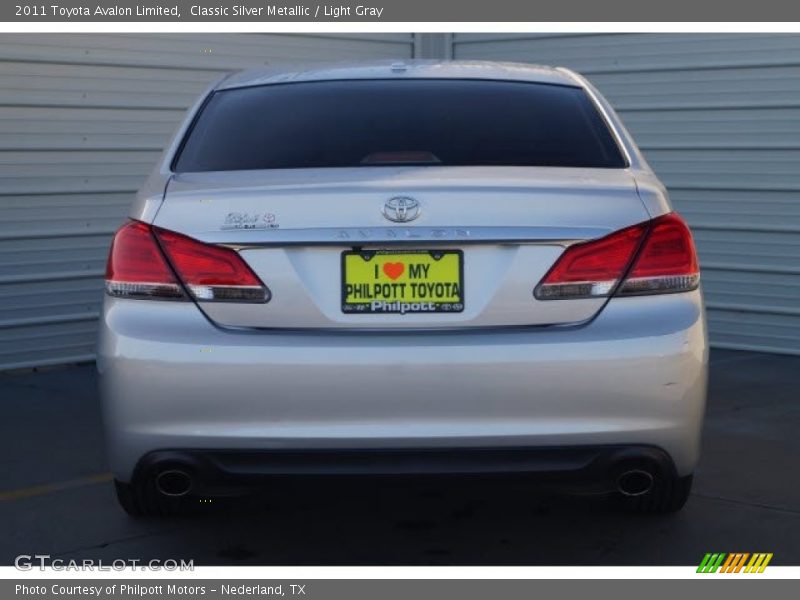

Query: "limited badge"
left=221, top=212, right=279, bottom=230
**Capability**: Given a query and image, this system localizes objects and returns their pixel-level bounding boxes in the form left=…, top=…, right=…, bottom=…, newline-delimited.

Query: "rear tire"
left=114, top=478, right=190, bottom=518
left=622, top=474, right=693, bottom=514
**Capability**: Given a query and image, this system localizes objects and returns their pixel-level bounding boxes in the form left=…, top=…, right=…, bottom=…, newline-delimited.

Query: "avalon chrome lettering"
left=203, top=226, right=611, bottom=249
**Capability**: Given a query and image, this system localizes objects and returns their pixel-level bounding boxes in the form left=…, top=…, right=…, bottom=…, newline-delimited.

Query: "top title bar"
left=3, top=0, right=800, bottom=22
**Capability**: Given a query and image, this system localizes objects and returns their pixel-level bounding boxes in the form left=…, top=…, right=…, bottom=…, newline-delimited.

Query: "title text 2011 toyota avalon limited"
left=98, top=61, right=707, bottom=517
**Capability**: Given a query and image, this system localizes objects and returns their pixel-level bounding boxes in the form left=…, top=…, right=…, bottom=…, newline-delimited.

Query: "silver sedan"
left=98, top=61, right=707, bottom=517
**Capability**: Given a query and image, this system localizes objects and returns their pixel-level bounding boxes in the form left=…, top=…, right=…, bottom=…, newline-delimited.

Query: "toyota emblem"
left=383, top=197, right=420, bottom=223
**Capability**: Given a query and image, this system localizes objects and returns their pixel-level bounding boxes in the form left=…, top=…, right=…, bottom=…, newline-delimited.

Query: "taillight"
left=535, top=222, right=647, bottom=300
left=153, top=226, right=269, bottom=303
left=534, top=213, right=699, bottom=300
left=105, top=220, right=270, bottom=303
left=617, top=213, right=700, bottom=296
left=105, top=221, right=185, bottom=300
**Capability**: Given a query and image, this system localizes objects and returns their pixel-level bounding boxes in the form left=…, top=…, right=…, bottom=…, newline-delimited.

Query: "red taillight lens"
left=105, top=221, right=185, bottom=300
left=105, top=220, right=270, bottom=303
left=617, top=213, right=699, bottom=296
left=534, top=213, right=700, bottom=300
left=153, top=227, right=269, bottom=303
left=534, top=223, right=647, bottom=300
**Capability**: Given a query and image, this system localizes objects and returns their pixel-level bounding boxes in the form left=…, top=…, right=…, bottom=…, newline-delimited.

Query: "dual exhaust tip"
left=152, top=465, right=655, bottom=498
left=154, top=468, right=193, bottom=497
left=616, top=469, right=654, bottom=497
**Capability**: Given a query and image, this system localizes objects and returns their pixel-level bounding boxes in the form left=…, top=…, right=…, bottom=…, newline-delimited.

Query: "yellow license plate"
left=342, top=250, right=464, bottom=314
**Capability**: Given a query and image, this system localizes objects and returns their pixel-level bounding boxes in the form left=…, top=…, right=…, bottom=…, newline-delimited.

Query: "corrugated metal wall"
left=454, top=33, right=800, bottom=355
left=3, top=33, right=798, bottom=368
left=0, top=33, right=414, bottom=370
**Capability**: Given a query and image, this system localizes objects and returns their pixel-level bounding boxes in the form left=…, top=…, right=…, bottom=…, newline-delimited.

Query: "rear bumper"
left=98, top=291, right=708, bottom=483
left=135, top=445, right=678, bottom=496
left=139, top=445, right=676, bottom=477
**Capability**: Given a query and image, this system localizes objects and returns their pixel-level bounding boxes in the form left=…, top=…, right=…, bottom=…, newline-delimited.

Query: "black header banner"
left=3, top=0, right=800, bottom=22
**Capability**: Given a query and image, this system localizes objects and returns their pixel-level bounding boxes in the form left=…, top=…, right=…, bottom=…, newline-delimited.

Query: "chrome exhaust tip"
left=154, top=469, right=193, bottom=497
left=617, top=469, right=654, bottom=497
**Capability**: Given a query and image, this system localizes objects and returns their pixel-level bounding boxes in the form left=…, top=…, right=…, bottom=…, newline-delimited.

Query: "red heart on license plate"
left=383, top=262, right=405, bottom=280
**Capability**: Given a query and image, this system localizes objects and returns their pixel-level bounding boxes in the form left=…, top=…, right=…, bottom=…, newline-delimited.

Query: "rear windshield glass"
left=173, top=79, right=627, bottom=172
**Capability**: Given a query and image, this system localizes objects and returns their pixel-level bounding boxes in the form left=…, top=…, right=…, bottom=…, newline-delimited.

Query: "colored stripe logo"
left=697, top=553, right=773, bottom=573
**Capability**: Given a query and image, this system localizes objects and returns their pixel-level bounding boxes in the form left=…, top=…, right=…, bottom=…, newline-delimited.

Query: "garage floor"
left=1, top=348, right=799, bottom=566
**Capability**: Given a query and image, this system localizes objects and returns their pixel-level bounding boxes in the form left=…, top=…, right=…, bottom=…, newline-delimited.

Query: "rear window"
left=173, top=79, right=627, bottom=172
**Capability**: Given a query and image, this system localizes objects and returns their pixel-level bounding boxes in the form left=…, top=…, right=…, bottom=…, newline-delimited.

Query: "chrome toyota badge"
left=383, top=197, right=420, bottom=223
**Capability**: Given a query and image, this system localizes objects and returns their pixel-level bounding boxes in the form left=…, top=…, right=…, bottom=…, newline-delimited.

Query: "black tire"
left=114, top=478, right=190, bottom=518
left=622, top=474, right=693, bottom=514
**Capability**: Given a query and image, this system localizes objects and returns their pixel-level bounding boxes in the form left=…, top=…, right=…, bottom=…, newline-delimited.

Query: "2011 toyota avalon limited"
left=98, top=60, right=707, bottom=517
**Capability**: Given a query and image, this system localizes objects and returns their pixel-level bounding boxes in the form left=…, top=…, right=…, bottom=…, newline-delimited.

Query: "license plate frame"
left=341, top=249, right=464, bottom=314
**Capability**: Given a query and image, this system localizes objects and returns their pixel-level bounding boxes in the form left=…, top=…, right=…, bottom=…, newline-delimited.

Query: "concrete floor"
left=1, top=348, right=798, bottom=565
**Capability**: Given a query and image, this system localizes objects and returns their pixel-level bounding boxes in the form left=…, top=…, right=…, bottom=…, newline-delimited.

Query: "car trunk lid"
left=152, top=166, right=649, bottom=329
